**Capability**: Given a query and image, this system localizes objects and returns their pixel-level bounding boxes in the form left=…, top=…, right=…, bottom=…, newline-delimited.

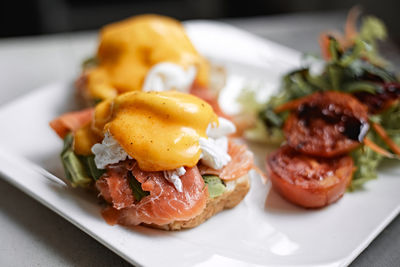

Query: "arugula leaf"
left=128, top=172, right=149, bottom=202
left=350, top=142, right=383, bottom=190
left=327, top=64, right=343, bottom=90
left=61, top=133, right=93, bottom=188
left=379, top=102, right=400, bottom=146
left=359, top=16, right=388, bottom=66
left=260, top=108, right=284, bottom=128
left=360, top=16, right=387, bottom=44
left=342, top=81, right=378, bottom=93
left=328, top=37, right=341, bottom=62
left=339, top=39, right=367, bottom=67
left=62, top=132, right=74, bottom=154
left=82, top=155, right=105, bottom=180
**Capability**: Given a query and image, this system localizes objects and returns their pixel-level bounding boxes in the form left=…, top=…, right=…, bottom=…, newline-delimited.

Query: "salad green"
left=128, top=172, right=150, bottom=201
left=239, top=13, right=400, bottom=188
left=61, top=133, right=94, bottom=188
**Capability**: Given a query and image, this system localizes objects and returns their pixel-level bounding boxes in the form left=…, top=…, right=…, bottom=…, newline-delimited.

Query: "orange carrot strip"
left=319, top=33, right=332, bottom=61
left=371, top=122, right=400, bottom=156
left=274, top=98, right=305, bottom=113
left=364, top=137, right=396, bottom=158
left=318, top=30, right=344, bottom=61
left=344, top=6, right=362, bottom=44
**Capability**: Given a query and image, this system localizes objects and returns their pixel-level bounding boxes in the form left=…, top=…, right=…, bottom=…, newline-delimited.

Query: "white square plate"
left=0, top=21, right=399, bottom=267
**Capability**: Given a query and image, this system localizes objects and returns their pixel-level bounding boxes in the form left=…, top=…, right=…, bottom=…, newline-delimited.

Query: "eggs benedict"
left=50, top=90, right=254, bottom=230
left=77, top=14, right=215, bottom=104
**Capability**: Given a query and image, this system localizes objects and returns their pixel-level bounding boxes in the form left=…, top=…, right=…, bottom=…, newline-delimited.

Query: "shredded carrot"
left=319, top=33, right=332, bottom=61
left=318, top=7, right=361, bottom=59
left=274, top=98, right=305, bottom=113
left=318, top=30, right=345, bottom=61
left=364, top=137, right=396, bottom=158
left=344, top=6, right=362, bottom=46
left=371, top=122, right=400, bottom=156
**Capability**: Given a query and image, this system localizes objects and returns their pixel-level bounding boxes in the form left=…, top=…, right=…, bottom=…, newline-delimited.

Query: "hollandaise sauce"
left=85, top=15, right=210, bottom=100
left=75, top=91, right=217, bottom=171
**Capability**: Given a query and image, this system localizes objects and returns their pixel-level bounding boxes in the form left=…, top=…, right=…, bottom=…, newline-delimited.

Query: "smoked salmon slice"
left=49, top=108, right=94, bottom=138
left=97, top=162, right=208, bottom=226
left=96, top=165, right=135, bottom=210
left=189, top=82, right=231, bottom=119
left=199, top=139, right=255, bottom=181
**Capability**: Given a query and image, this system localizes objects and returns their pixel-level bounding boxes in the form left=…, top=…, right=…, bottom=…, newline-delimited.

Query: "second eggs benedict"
left=77, top=14, right=212, bottom=103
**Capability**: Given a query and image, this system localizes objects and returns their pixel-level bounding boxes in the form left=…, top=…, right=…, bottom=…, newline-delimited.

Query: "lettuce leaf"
left=61, top=133, right=93, bottom=188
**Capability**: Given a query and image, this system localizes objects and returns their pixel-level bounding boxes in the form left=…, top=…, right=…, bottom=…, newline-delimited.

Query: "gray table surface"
left=1, top=11, right=399, bottom=267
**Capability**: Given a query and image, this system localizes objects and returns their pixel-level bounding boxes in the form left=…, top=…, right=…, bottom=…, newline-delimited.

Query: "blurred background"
left=1, top=0, right=400, bottom=45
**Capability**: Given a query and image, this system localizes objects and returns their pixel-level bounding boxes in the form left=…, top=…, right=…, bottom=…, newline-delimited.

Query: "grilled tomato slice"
left=283, top=91, right=369, bottom=157
left=353, top=82, right=400, bottom=114
left=267, top=145, right=354, bottom=208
